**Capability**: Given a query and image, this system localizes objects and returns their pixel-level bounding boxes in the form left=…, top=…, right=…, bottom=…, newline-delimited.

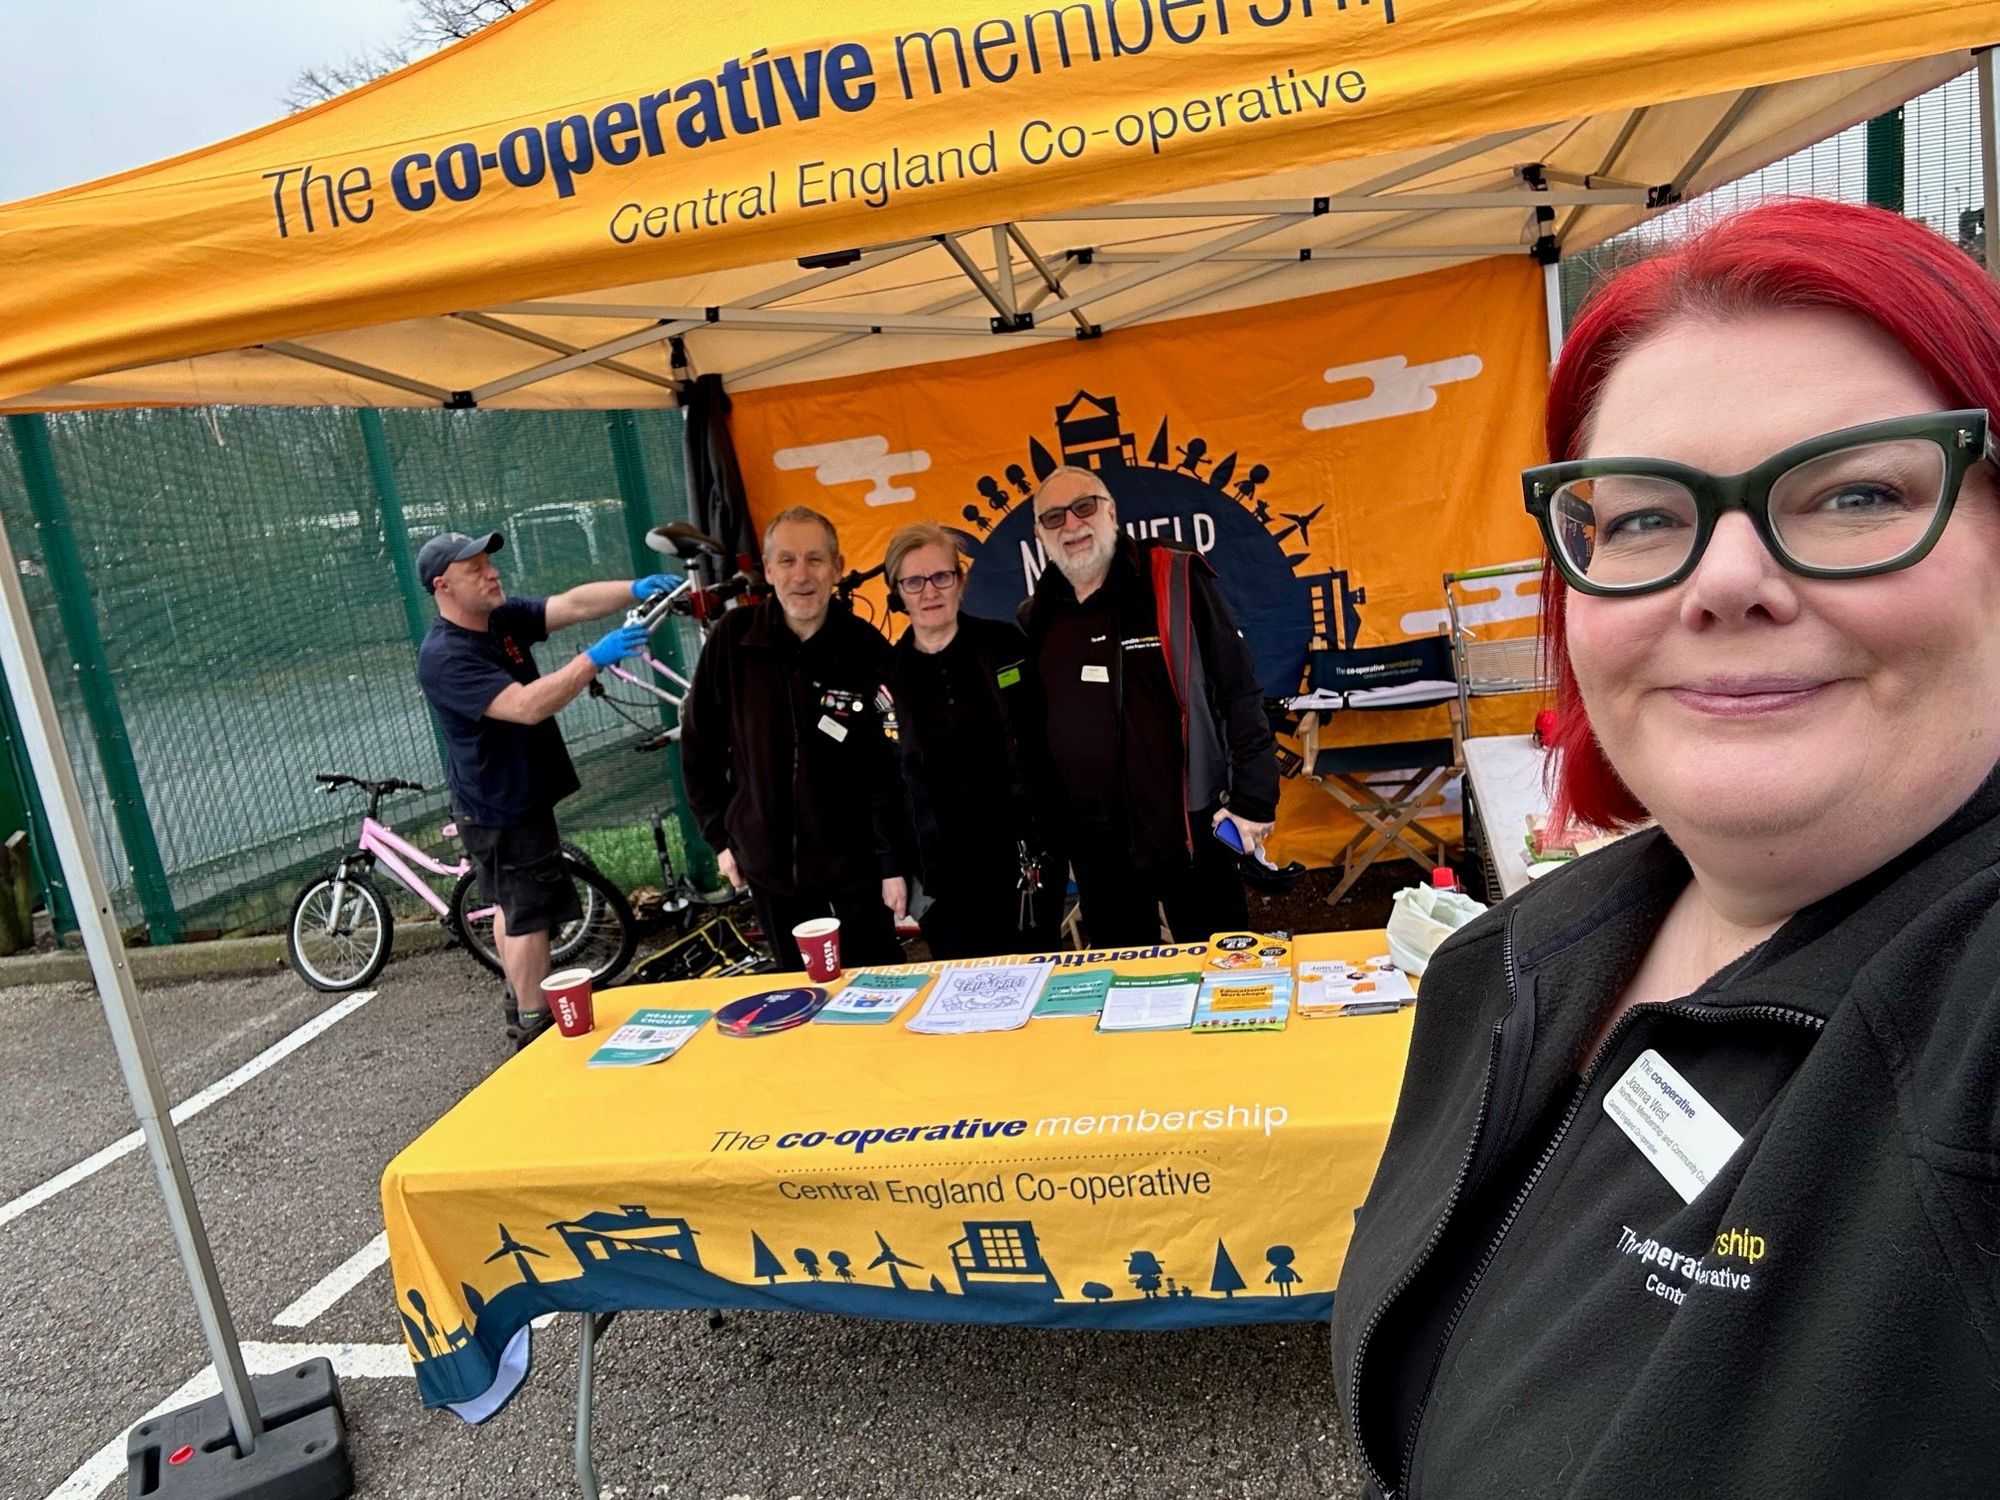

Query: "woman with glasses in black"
left=1333, top=198, right=2000, bottom=1499
left=879, top=522, right=1059, bottom=959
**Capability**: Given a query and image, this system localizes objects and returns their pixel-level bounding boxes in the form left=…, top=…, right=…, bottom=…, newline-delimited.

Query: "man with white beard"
left=1020, top=467, right=1278, bottom=945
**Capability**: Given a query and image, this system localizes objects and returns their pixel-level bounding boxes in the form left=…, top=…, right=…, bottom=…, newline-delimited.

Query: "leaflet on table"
left=1297, top=955, right=1416, bottom=1016
left=1205, top=931, right=1294, bottom=973
left=586, top=1008, right=712, bottom=1067
left=1096, top=971, right=1202, bottom=1032
left=1193, top=974, right=1293, bottom=1033
left=817, top=970, right=932, bottom=1024
left=1033, top=967, right=1114, bottom=1018
left=905, top=962, right=1052, bottom=1035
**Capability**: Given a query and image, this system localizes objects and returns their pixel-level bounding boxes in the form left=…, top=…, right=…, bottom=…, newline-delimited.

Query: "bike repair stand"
left=0, top=502, right=351, bottom=1497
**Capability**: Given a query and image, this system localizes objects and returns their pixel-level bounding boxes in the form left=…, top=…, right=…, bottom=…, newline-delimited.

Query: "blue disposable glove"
left=632, top=574, right=675, bottom=600
left=587, top=622, right=649, bottom=668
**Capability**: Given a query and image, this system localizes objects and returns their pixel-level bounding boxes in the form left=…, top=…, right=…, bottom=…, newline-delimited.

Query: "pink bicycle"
left=285, top=773, right=634, bottom=992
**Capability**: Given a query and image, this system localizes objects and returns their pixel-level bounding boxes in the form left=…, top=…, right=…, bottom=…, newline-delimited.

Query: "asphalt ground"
left=0, top=946, right=1369, bottom=1499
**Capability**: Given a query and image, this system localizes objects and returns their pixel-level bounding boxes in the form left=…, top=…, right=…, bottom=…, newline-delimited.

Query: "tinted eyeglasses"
left=895, top=569, right=960, bottom=596
left=1522, top=409, right=1994, bottom=597
left=1036, top=494, right=1106, bottom=530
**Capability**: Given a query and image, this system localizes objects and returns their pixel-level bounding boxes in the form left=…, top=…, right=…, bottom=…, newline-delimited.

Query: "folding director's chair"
left=1291, top=635, right=1460, bottom=904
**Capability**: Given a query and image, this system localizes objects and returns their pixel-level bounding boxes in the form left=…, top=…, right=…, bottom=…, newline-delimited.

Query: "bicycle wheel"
left=449, top=854, right=637, bottom=987
left=287, top=871, right=393, bottom=992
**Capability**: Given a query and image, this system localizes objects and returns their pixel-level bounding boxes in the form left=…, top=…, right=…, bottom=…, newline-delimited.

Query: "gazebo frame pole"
left=1980, top=49, right=2000, bottom=276
left=1543, top=260, right=1565, bottom=364
left=0, top=499, right=263, bottom=1452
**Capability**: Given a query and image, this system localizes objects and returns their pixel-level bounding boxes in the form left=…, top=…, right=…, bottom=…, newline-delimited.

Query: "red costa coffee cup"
left=791, top=917, right=842, bottom=982
left=540, top=967, right=595, bottom=1038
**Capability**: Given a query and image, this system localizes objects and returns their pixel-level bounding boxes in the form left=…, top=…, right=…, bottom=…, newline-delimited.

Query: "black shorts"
left=457, top=812, right=582, bottom=937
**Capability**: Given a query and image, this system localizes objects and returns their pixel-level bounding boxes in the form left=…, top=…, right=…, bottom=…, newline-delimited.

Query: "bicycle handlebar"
left=629, top=572, right=760, bottom=633
left=834, top=563, right=884, bottom=601
left=314, top=773, right=426, bottom=796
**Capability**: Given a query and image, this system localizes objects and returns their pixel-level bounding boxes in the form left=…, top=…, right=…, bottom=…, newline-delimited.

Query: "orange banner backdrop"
left=730, top=255, right=1550, bottom=865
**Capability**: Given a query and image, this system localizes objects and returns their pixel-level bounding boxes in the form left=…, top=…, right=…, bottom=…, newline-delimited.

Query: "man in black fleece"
left=680, top=505, right=906, bottom=970
left=1022, top=466, right=1278, bottom=945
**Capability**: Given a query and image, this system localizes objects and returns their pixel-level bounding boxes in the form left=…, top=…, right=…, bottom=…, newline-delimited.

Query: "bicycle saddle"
left=646, top=521, right=726, bottom=559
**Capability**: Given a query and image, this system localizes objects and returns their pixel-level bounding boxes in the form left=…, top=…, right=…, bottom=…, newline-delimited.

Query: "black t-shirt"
left=1039, top=596, right=1123, bottom=827
left=1039, top=586, right=1188, bottom=864
left=893, top=626, right=1018, bottom=894
left=416, top=597, right=580, bottom=827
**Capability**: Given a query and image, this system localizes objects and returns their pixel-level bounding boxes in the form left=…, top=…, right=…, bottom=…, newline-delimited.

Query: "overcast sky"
left=0, top=0, right=411, bottom=203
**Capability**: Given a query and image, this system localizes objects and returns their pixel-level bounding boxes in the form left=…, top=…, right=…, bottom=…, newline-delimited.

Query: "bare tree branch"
left=408, top=0, right=528, bottom=44
left=283, top=0, right=525, bottom=112
left=282, top=44, right=414, bottom=112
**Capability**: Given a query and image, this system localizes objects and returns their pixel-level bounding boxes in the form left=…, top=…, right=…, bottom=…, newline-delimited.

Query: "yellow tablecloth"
left=382, top=932, right=1414, bottom=1418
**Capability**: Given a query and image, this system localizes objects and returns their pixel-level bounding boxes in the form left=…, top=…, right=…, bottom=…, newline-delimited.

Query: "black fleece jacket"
left=1022, top=536, right=1277, bottom=865
left=1331, top=769, right=2000, bottom=1499
left=884, top=612, right=1051, bottom=895
left=680, top=598, right=902, bottom=898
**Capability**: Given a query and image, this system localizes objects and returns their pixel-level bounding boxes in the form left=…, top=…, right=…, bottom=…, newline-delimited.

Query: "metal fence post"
left=606, top=411, right=704, bottom=870
left=1865, top=106, right=1905, bottom=214
left=0, top=679, right=75, bottom=933
left=358, top=409, right=450, bottom=777
left=6, top=414, right=180, bottom=944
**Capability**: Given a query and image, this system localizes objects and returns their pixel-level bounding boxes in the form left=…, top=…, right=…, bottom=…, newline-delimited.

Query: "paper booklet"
left=1096, top=971, right=1202, bottom=1032
left=1034, top=968, right=1114, bottom=1018
left=905, top=963, right=1053, bottom=1035
left=1205, top=932, right=1294, bottom=972
left=818, top=970, right=932, bottom=1024
left=587, top=1008, right=712, bottom=1067
left=1193, top=973, right=1292, bottom=1033
left=1297, top=955, right=1416, bottom=1016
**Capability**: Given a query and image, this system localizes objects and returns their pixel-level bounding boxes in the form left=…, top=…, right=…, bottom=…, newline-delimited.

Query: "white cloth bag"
left=1386, top=884, right=1488, bottom=978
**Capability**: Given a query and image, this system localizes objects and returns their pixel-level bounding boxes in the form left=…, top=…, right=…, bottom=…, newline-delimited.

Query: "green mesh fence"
left=1561, top=73, right=1987, bottom=323
left=0, top=405, right=701, bottom=938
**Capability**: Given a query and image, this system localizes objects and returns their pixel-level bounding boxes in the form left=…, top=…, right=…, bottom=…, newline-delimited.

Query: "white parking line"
left=274, top=1231, right=389, bottom=1327
left=0, top=989, right=379, bottom=1233
left=47, top=1340, right=414, bottom=1500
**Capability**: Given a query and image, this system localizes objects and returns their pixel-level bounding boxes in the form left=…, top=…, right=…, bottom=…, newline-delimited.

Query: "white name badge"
left=1080, top=664, right=1111, bottom=683
left=817, top=714, right=848, bottom=742
left=1603, top=1048, right=1743, bottom=1205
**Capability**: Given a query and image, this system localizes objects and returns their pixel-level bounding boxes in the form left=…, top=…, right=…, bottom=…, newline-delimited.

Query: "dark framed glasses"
left=895, top=569, right=960, bottom=596
left=1036, top=494, right=1106, bottom=530
left=1522, top=409, right=1993, bottom=597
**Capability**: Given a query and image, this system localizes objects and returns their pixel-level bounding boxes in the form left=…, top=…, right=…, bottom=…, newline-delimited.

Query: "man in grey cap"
left=415, top=529, right=671, bottom=1043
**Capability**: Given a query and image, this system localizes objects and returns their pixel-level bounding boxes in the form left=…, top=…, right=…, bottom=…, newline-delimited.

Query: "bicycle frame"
left=605, top=574, right=698, bottom=732
left=605, top=654, right=693, bottom=708
left=351, top=816, right=468, bottom=919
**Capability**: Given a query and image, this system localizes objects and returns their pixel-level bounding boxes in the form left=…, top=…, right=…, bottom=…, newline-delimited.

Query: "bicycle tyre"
left=449, top=854, right=637, bottom=987
left=286, top=870, right=393, bottom=992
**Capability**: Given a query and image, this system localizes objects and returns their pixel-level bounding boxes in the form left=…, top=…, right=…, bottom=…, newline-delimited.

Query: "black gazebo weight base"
left=127, top=1358, right=351, bottom=1500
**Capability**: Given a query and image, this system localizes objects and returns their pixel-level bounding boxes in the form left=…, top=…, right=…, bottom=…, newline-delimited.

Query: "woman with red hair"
left=1331, top=199, right=2000, bottom=1499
